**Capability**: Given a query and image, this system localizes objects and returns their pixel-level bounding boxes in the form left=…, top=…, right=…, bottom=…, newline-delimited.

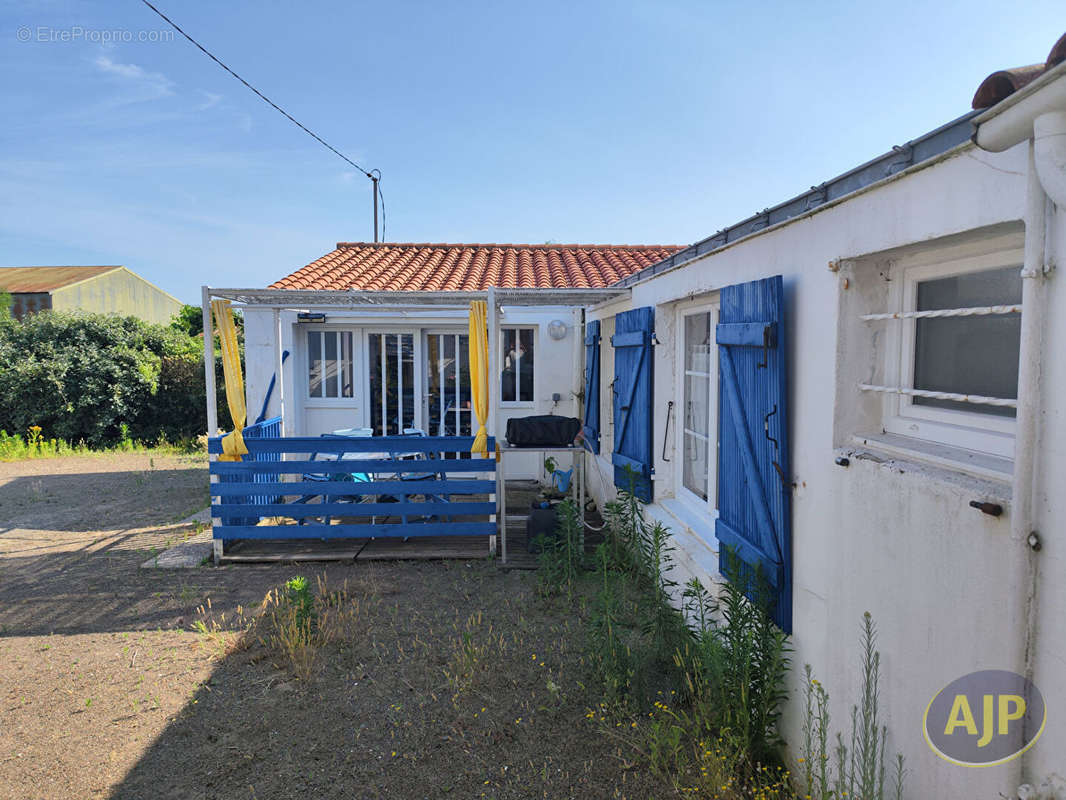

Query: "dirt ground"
left=0, top=453, right=668, bottom=800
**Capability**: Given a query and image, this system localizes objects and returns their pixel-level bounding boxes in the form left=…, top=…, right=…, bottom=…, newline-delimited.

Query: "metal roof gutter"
left=209, top=286, right=630, bottom=308
left=614, top=110, right=981, bottom=288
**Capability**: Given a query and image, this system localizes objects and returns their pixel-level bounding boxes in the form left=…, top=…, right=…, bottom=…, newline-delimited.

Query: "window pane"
left=684, top=373, right=710, bottom=436
left=518, top=329, right=534, bottom=402
left=458, top=334, right=472, bottom=435
left=501, top=329, right=517, bottom=402
left=385, top=334, right=398, bottom=434
left=685, top=313, right=712, bottom=373
left=683, top=433, right=708, bottom=501
left=427, top=334, right=442, bottom=434
left=368, top=334, right=384, bottom=435
left=913, top=266, right=1021, bottom=418
left=444, top=334, right=457, bottom=433
left=308, top=331, right=323, bottom=398
left=340, top=332, right=354, bottom=398
left=323, top=332, right=338, bottom=398
left=400, top=333, right=415, bottom=431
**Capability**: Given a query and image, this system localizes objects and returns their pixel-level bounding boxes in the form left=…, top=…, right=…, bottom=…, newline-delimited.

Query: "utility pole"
left=372, top=172, right=380, bottom=242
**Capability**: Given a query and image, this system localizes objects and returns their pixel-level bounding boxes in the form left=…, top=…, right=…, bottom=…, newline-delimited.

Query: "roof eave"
left=613, top=109, right=981, bottom=288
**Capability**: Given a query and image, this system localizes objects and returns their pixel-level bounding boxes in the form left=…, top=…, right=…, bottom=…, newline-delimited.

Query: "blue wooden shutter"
left=583, top=319, right=601, bottom=454
left=611, top=307, right=655, bottom=502
left=715, top=276, right=792, bottom=632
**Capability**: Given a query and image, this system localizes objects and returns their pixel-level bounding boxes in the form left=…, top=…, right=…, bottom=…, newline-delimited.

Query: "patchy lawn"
left=0, top=453, right=668, bottom=799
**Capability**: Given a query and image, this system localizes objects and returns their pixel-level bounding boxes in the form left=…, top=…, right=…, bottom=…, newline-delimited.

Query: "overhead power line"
left=138, top=0, right=385, bottom=239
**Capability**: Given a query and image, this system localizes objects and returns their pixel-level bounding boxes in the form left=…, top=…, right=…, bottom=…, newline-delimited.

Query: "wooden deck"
left=218, top=480, right=603, bottom=568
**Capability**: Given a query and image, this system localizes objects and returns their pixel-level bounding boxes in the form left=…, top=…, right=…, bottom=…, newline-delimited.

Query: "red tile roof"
left=972, top=31, right=1066, bottom=109
left=269, top=242, right=684, bottom=292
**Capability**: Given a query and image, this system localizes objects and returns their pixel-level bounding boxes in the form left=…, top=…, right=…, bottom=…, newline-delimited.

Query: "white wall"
left=242, top=305, right=584, bottom=480
left=586, top=141, right=1064, bottom=797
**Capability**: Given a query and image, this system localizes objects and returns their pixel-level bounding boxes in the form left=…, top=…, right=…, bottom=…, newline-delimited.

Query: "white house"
left=229, top=243, right=679, bottom=480
left=578, top=41, right=1066, bottom=799
left=210, top=34, right=1066, bottom=798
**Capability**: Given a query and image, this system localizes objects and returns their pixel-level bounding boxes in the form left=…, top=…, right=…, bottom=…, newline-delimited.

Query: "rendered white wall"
left=585, top=142, right=1062, bottom=798
left=243, top=305, right=584, bottom=480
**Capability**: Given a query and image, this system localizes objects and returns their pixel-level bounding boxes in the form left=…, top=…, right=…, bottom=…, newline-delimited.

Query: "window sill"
left=648, top=499, right=720, bottom=578
left=848, top=432, right=1013, bottom=488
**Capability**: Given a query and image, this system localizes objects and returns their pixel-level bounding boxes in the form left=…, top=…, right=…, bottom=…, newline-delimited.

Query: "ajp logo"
left=924, top=670, right=1045, bottom=767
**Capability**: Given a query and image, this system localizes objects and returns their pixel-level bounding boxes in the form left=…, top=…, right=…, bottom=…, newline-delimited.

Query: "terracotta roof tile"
left=972, top=31, right=1066, bottom=109
left=269, top=242, right=684, bottom=292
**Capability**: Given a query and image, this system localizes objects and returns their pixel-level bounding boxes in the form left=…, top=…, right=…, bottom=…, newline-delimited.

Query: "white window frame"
left=880, top=242, right=1022, bottom=460
left=305, top=327, right=358, bottom=404
left=675, top=301, right=720, bottom=517
left=499, top=325, right=536, bottom=407
left=423, top=328, right=473, bottom=438
left=364, top=329, right=424, bottom=434
left=599, top=315, right=616, bottom=458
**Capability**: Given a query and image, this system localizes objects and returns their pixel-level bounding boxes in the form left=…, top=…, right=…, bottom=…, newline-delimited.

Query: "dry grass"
left=259, top=574, right=370, bottom=680
left=443, top=610, right=507, bottom=702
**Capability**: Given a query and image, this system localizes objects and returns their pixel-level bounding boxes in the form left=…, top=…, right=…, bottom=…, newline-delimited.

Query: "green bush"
left=0, top=310, right=236, bottom=448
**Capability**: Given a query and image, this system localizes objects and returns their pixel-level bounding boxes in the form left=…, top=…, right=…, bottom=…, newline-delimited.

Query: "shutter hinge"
left=756, top=325, right=772, bottom=369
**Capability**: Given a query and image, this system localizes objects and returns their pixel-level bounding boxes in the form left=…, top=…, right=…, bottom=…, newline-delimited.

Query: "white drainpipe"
left=973, top=67, right=1064, bottom=788
left=1033, top=110, right=1066, bottom=206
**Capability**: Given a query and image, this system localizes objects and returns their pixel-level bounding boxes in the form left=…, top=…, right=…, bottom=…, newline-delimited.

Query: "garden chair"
left=294, top=430, right=374, bottom=526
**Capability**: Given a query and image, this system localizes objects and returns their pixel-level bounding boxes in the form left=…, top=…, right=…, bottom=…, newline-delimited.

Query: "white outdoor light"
left=548, top=320, right=568, bottom=340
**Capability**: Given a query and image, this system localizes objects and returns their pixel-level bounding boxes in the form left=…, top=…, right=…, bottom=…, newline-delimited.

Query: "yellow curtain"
left=468, top=300, right=489, bottom=456
left=211, top=299, right=248, bottom=462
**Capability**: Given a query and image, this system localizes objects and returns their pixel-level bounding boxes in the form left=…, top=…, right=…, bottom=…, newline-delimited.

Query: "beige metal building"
left=0, top=266, right=182, bottom=325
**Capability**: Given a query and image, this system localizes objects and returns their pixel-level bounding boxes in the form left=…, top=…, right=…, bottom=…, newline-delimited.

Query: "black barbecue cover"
left=505, top=415, right=581, bottom=447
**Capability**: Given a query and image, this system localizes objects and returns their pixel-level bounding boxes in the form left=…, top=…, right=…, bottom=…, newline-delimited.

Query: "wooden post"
left=499, top=447, right=507, bottom=564
left=486, top=288, right=498, bottom=452
left=201, top=286, right=220, bottom=563
left=273, top=308, right=286, bottom=435
left=487, top=288, right=504, bottom=561
left=202, top=286, right=218, bottom=438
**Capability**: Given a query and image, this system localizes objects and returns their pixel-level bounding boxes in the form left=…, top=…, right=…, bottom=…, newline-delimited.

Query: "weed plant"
left=258, top=574, right=360, bottom=680
left=800, top=614, right=906, bottom=800
left=559, top=469, right=906, bottom=798
left=0, top=424, right=201, bottom=462
left=535, top=498, right=583, bottom=599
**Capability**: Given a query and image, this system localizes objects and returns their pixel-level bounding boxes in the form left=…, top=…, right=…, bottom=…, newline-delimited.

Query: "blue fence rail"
left=209, top=434, right=497, bottom=542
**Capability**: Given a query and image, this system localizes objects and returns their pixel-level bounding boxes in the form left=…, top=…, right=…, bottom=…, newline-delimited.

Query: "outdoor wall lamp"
left=548, top=320, right=568, bottom=340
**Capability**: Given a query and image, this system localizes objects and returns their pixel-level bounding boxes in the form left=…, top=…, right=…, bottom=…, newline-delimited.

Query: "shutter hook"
left=764, top=404, right=790, bottom=487
left=763, top=404, right=779, bottom=451
left=662, top=400, right=674, bottom=462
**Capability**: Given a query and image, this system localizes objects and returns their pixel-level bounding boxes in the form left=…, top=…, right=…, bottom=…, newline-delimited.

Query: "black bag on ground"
left=527, top=502, right=560, bottom=553
left=505, top=415, right=581, bottom=447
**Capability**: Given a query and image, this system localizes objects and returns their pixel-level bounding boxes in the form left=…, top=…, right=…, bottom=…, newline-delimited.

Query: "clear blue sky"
left=1, top=1, right=1061, bottom=304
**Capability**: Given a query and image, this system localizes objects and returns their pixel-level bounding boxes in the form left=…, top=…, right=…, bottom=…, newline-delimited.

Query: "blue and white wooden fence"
left=216, top=416, right=283, bottom=526
left=208, top=434, right=498, bottom=544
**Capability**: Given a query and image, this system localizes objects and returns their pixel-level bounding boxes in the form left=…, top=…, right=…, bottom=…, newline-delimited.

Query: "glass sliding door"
left=426, top=332, right=472, bottom=437
left=367, top=332, right=417, bottom=436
